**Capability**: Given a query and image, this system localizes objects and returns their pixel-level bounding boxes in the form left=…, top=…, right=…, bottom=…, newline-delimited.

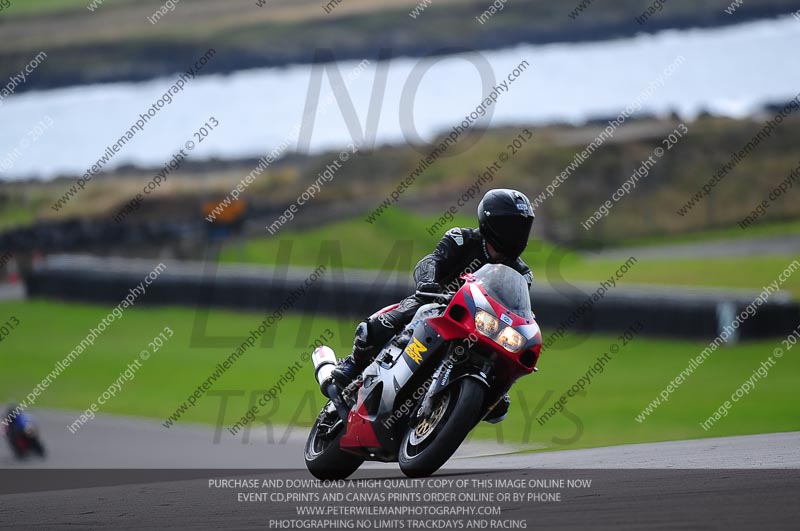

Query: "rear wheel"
left=304, top=405, right=363, bottom=480
left=399, top=378, right=485, bottom=478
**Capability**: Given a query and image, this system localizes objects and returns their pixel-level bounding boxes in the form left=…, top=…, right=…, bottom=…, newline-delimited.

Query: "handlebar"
left=415, top=291, right=455, bottom=301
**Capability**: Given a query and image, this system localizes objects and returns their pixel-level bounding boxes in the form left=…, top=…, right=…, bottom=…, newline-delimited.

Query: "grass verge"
left=1, top=299, right=796, bottom=451
left=221, top=210, right=800, bottom=298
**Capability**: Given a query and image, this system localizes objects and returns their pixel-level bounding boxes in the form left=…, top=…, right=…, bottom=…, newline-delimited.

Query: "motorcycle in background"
left=2, top=407, right=46, bottom=459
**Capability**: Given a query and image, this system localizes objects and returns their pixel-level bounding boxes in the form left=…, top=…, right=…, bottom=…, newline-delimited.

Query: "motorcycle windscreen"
left=472, top=264, right=533, bottom=319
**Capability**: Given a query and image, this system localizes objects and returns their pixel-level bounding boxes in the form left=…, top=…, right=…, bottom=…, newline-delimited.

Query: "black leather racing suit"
left=351, top=227, right=533, bottom=365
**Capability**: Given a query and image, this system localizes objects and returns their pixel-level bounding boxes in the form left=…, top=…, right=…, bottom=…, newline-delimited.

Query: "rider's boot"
left=331, top=355, right=369, bottom=389
left=331, top=322, right=374, bottom=389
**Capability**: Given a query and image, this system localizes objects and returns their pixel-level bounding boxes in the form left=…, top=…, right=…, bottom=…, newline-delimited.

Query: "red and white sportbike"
left=305, top=264, right=542, bottom=478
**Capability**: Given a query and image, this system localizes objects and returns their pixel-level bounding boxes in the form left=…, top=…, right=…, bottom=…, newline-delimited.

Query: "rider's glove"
left=416, top=281, right=443, bottom=294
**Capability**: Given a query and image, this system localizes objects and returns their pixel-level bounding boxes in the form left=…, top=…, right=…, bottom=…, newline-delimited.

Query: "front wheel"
left=399, top=378, right=485, bottom=478
left=304, top=406, right=363, bottom=480
left=28, top=436, right=45, bottom=457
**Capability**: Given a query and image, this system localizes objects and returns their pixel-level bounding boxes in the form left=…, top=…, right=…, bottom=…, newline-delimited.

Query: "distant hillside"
left=3, top=113, right=799, bottom=246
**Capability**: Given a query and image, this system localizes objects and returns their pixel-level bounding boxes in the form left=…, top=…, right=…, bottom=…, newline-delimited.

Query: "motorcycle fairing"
left=428, top=278, right=542, bottom=375
left=339, top=311, right=446, bottom=457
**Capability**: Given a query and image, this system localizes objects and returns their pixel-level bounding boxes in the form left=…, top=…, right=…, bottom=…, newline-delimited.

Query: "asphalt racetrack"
left=1, top=411, right=798, bottom=529
left=4, top=410, right=799, bottom=470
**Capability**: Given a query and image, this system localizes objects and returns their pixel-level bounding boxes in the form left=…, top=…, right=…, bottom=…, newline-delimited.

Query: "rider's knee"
left=353, top=321, right=370, bottom=346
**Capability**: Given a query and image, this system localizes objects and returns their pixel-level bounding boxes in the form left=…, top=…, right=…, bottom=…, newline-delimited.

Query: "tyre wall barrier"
left=25, top=256, right=799, bottom=343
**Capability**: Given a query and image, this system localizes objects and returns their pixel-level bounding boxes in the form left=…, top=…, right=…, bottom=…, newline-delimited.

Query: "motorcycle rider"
left=3, top=404, right=32, bottom=434
left=332, top=189, right=535, bottom=423
left=3, top=404, right=44, bottom=458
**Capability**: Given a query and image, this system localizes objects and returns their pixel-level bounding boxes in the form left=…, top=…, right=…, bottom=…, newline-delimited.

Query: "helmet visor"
left=484, top=215, right=533, bottom=257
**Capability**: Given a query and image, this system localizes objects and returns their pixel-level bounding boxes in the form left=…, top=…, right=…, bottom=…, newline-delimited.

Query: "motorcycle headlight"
left=497, top=326, right=525, bottom=353
left=474, top=309, right=500, bottom=337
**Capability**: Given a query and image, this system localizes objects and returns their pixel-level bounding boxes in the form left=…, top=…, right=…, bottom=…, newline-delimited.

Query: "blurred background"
left=0, top=0, right=798, bottom=467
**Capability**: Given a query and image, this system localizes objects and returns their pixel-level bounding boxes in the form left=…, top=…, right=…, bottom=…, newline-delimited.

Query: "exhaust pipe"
left=312, top=346, right=337, bottom=389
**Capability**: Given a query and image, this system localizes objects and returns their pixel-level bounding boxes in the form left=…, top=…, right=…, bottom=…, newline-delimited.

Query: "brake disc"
left=409, top=392, right=450, bottom=446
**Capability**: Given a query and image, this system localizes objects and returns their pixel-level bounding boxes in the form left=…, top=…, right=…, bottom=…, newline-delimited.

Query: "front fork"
left=413, top=345, right=492, bottom=426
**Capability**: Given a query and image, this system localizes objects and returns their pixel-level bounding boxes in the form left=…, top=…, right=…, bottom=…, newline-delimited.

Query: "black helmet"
left=477, top=189, right=534, bottom=258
